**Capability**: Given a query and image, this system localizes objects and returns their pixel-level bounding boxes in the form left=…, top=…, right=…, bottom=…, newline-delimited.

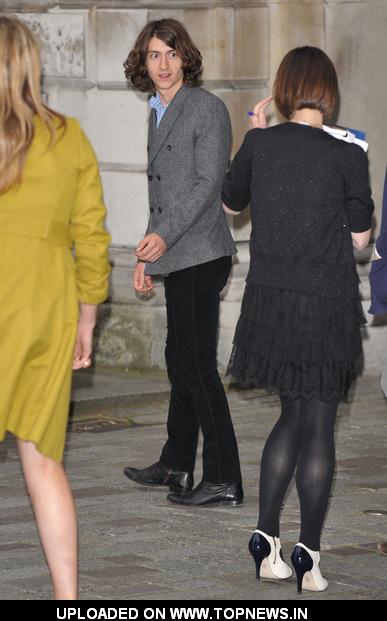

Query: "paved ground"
left=0, top=368, right=387, bottom=601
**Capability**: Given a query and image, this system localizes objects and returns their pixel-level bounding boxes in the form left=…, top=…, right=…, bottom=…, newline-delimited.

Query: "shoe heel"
left=291, top=546, right=313, bottom=594
left=248, top=532, right=271, bottom=581
left=220, top=499, right=242, bottom=507
left=294, top=566, right=307, bottom=594
left=168, top=484, right=189, bottom=494
left=251, top=549, right=268, bottom=581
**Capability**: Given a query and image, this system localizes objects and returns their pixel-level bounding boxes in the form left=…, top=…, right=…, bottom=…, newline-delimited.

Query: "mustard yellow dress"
left=0, top=116, right=111, bottom=462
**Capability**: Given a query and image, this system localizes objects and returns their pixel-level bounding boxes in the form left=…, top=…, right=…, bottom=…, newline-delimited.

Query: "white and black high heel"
left=248, top=529, right=293, bottom=581
left=291, top=543, right=328, bottom=594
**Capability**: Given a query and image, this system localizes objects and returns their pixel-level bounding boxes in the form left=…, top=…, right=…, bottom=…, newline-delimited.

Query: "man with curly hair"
left=122, top=18, right=243, bottom=507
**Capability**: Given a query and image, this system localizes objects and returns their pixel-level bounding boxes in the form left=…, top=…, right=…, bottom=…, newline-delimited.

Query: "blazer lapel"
left=148, top=108, right=157, bottom=149
left=148, top=85, right=191, bottom=165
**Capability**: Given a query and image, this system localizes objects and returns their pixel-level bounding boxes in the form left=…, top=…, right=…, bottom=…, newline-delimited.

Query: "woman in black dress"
left=222, top=47, right=373, bottom=594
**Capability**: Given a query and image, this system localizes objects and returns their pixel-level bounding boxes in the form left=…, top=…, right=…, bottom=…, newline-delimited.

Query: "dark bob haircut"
left=123, top=18, right=203, bottom=92
left=274, top=46, right=338, bottom=120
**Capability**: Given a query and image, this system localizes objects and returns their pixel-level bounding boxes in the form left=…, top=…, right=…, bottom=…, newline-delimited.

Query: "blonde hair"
left=0, top=15, right=66, bottom=193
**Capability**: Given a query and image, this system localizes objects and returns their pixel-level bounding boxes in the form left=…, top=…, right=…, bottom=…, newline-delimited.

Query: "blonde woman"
left=0, top=16, right=111, bottom=599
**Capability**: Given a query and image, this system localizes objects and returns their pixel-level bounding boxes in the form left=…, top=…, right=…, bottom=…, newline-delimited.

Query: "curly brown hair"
left=123, top=19, right=203, bottom=92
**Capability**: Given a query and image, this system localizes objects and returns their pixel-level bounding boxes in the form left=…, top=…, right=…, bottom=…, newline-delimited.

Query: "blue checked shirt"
left=149, top=92, right=169, bottom=128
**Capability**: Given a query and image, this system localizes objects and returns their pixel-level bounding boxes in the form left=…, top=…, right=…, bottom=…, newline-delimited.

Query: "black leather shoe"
left=123, top=461, right=193, bottom=494
left=167, top=480, right=243, bottom=506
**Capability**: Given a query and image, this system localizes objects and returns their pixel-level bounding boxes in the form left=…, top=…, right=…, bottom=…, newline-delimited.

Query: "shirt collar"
left=149, top=92, right=168, bottom=111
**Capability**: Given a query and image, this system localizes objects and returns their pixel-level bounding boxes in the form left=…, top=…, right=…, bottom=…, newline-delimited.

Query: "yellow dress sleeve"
left=70, top=121, right=111, bottom=304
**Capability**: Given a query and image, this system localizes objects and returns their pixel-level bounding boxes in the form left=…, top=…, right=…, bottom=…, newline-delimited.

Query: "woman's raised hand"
left=249, top=96, right=273, bottom=129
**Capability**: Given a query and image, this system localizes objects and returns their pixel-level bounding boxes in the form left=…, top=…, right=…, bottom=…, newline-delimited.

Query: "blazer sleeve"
left=342, top=143, right=374, bottom=232
left=222, top=129, right=260, bottom=211
left=152, top=96, right=232, bottom=249
left=70, top=122, right=111, bottom=304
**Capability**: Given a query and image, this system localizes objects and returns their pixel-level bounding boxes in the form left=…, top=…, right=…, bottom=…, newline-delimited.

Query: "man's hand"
left=135, top=233, right=166, bottom=263
left=133, top=261, right=155, bottom=292
left=249, top=95, right=273, bottom=129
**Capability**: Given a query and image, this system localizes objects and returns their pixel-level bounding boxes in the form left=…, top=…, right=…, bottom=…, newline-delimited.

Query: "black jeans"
left=160, top=256, right=242, bottom=484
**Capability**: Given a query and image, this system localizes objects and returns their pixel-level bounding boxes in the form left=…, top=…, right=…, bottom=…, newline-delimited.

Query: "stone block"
left=325, top=1, right=387, bottom=217
left=229, top=208, right=252, bottom=244
left=96, top=10, right=148, bottom=84
left=266, top=0, right=323, bottom=4
left=219, top=301, right=243, bottom=331
left=183, top=9, right=216, bottom=80
left=56, top=88, right=149, bottom=165
left=19, top=12, right=85, bottom=78
left=362, top=322, right=387, bottom=374
left=269, top=3, right=324, bottom=98
left=217, top=326, right=235, bottom=371
left=214, top=8, right=233, bottom=80
left=222, top=275, right=248, bottom=305
left=101, top=171, right=149, bottom=247
left=94, top=302, right=167, bottom=370
left=147, top=8, right=184, bottom=22
left=233, top=7, right=269, bottom=80
left=218, top=87, right=268, bottom=155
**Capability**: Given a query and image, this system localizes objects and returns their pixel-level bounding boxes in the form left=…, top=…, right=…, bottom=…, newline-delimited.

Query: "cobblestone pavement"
left=0, top=370, right=387, bottom=601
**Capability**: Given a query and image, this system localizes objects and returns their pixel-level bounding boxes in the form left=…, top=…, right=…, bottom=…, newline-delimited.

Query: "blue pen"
left=348, top=127, right=366, bottom=141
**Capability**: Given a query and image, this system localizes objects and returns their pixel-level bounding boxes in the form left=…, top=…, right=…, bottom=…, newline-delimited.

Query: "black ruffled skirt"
left=227, top=284, right=366, bottom=402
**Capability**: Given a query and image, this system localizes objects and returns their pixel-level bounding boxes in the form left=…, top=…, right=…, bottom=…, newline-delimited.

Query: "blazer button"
left=148, top=174, right=153, bottom=181
left=167, top=144, right=171, bottom=151
left=150, top=207, right=154, bottom=213
left=158, top=207, right=163, bottom=213
left=157, top=175, right=161, bottom=180
left=147, top=146, right=150, bottom=152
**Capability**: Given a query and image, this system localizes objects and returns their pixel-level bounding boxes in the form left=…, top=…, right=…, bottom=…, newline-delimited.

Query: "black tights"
left=257, top=397, right=338, bottom=550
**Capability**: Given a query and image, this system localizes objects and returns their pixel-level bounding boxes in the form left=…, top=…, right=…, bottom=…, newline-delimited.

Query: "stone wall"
left=2, top=1, right=387, bottom=372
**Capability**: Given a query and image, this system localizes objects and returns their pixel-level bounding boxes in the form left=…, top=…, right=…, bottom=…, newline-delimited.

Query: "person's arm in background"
left=368, top=166, right=387, bottom=315
left=136, top=95, right=232, bottom=262
left=70, top=121, right=112, bottom=369
left=374, top=167, right=387, bottom=258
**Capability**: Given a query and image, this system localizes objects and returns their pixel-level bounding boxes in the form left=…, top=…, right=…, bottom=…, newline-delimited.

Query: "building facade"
left=2, top=0, right=387, bottom=372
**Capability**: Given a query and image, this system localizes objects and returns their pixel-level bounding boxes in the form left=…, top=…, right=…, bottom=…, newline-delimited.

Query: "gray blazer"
left=144, top=85, right=237, bottom=276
